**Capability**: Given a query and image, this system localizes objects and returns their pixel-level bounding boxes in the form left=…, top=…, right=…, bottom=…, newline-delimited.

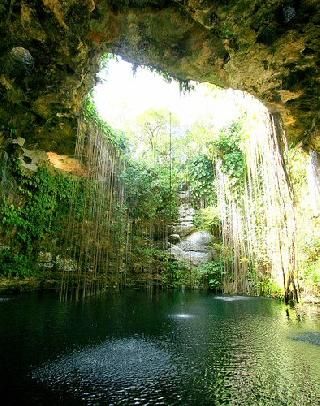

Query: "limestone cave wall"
left=0, top=0, right=319, bottom=153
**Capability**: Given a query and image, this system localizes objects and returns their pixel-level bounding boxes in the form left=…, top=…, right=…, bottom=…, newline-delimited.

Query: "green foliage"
left=0, top=161, right=80, bottom=276
left=0, top=248, right=34, bottom=277
left=132, top=245, right=169, bottom=269
left=211, top=122, right=246, bottom=191
left=163, top=260, right=202, bottom=289
left=304, top=237, right=320, bottom=264
left=287, top=148, right=308, bottom=196
left=217, top=22, right=235, bottom=40
left=198, top=260, right=225, bottom=290
left=194, top=206, right=221, bottom=234
left=0, top=3, right=6, bottom=15
left=187, top=154, right=216, bottom=208
left=161, top=258, right=225, bottom=291
left=300, top=237, right=320, bottom=293
left=287, top=146, right=320, bottom=297
left=122, top=160, right=178, bottom=222
left=83, top=97, right=128, bottom=151
left=99, top=53, right=116, bottom=71
left=134, top=108, right=179, bottom=164
left=304, top=260, right=320, bottom=287
left=258, top=277, right=284, bottom=298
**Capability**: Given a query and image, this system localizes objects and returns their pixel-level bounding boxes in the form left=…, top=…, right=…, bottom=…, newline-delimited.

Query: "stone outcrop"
left=172, top=190, right=196, bottom=237
left=170, top=231, right=213, bottom=266
left=0, top=1, right=319, bottom=153
left=169, top=190, right=214, bottom=266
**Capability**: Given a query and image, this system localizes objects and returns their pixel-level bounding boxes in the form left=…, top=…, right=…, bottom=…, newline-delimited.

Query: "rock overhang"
left=0, top=0, right=319, bottom=153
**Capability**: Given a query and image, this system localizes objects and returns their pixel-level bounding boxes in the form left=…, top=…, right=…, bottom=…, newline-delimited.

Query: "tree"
left=136, top=108, right=179, bottom=163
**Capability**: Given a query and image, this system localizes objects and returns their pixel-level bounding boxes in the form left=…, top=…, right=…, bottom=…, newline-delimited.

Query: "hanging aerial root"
left=216, top=99, right=298, bottom=301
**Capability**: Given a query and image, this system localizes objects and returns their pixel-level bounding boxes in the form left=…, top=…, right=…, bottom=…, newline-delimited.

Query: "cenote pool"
left=0, top=291, right=320, bottom=405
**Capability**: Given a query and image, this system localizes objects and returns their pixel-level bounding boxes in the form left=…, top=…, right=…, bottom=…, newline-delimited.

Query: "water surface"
left=0, top=291, right=320, bottom=405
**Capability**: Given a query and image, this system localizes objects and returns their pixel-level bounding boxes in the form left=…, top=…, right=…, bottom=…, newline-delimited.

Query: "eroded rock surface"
left=170, top=230, right=213, bottom=266
left=0, top=1, right=319, bottom=152
left=169, top=190, right=214, bottom=266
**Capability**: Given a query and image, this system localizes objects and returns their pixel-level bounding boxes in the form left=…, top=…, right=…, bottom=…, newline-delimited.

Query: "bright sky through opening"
left=94, top=57, right=251, bottom=132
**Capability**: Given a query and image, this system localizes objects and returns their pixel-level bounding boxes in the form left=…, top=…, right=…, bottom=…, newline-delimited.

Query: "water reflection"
left=0, top=291, right=319, bottom=405
left=169, top=313, right=195, bottom=319
left=0, top=296, right=11, bottom=302
left=214, top=295, right=252, bottom=302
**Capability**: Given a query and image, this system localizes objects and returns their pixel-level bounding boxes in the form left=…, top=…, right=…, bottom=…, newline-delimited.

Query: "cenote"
left=1, top=2, right=320, bottom=405
left=1, top=291, right=320, bottom=405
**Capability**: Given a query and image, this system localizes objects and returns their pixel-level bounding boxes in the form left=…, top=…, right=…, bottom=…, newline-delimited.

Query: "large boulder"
left=169, top=230, right=214, bottom=266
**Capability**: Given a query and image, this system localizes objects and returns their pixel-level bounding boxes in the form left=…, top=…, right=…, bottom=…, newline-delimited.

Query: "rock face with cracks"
left=0, top=1, right=319, bottom=153
left=169, top=190, right=214, bottom=266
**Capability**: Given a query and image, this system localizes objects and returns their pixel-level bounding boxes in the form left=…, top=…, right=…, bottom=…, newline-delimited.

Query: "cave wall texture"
left=0, top=0, right=319, bottom=154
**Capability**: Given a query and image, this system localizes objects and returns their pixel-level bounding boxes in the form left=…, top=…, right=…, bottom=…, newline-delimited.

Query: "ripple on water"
left=5, top=293, right=320, bottom=405
left=0, top=297, right=12, bottom=302
left=32, top=338, right=178, bottom=404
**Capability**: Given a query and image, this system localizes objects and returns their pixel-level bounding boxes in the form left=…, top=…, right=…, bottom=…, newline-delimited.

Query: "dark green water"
left=0, top=291, right=320, bottom=405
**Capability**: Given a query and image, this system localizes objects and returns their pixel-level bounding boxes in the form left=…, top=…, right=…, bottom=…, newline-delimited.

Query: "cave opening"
left=58, top=54, right=302, bottom=302
left=1, top=2, right=320, bottom=404
left=0, top=0, right=319, bottom=306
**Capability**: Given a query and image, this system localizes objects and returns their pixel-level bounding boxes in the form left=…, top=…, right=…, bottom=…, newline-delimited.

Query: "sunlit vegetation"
left=0, top=58, right=319, bottom=302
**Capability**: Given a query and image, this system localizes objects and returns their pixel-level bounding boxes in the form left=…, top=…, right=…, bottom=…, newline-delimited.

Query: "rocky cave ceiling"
left=0, top=0, right=319, bottom=154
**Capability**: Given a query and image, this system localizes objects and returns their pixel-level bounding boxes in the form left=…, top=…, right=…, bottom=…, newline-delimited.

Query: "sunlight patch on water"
left=214, top=295, right=252, bottom=302
left=169, top=313, right=195, bottom=319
